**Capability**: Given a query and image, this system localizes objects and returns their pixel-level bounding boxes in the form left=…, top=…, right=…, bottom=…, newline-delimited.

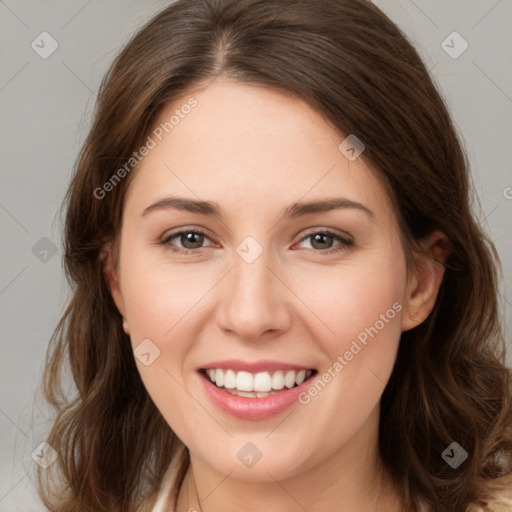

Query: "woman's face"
left=108, top=79, right=417, bottom=482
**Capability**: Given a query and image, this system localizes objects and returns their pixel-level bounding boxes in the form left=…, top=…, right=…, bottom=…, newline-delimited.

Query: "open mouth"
left=200, top=368, right=318, bottom=398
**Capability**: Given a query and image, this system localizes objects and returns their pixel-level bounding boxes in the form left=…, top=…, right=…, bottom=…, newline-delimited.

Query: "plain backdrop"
left=1, top=1, right=511, bottom=510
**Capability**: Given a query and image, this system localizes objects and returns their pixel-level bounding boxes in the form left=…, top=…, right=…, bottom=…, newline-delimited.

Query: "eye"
left=295, top=230, right=354, bottom=253
left=161, top=229, right=214, bottom=254
left=160, top=228, right=354, bottom=255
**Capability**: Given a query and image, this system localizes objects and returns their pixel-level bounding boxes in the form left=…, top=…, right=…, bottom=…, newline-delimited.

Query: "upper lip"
left=199, top=359, right=315, bottom=373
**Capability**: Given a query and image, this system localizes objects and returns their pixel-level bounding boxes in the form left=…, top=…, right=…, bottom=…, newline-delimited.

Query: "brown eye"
left=296, top=230, right=354, bottom=253
left=179, top=232, right=205, bottom=249
left=161, top=229, right=212, bottom=254
left=310, top=233, right=334, bottom=250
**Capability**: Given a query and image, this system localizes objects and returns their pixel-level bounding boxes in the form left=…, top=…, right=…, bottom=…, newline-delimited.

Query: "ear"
left=101, top=242, right=126, bottom=318
left=401, top=230, right=451, bottom=332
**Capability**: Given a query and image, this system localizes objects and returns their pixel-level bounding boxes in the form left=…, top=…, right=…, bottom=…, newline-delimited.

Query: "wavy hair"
left=36, top=0, right=512, bottom=511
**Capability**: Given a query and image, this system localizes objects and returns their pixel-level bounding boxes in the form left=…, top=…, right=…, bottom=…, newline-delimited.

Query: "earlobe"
left=401, top=231, right=450, bottom=332
left=122, top=316, right=130, bottom=335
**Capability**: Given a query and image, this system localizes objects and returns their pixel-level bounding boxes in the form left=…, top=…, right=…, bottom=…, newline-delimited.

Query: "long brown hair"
left=36, top=0, right=512, bottom=510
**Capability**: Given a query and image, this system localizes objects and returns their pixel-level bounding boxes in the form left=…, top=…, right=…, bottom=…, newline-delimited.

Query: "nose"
left=216, top=249, right=292, bottom=341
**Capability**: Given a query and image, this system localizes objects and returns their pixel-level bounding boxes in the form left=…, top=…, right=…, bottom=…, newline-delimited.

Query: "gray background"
left=1, top=1, right=511, bottom=510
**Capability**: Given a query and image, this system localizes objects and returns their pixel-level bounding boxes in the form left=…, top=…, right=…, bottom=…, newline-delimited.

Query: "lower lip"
left=199, top=371, right=314, bottom=420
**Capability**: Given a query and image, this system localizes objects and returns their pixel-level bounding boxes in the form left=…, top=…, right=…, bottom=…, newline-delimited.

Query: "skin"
left=105, top=78, right=447, bottom=512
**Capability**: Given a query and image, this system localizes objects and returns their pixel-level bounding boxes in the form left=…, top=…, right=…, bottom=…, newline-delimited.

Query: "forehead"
left=125, top=79, right=395, bottom=226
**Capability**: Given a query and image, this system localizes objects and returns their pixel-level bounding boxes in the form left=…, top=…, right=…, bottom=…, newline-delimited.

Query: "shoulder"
left=143, top=446, right=189, bottom=512
left=134, top=462, right=178, bottom=512
left=144, top=464, right=177, bottom=512
left=420, top=488, right=512, bottom=512
left=464, top=488, right=512, bottom=512
left=476, top=490, right=512, bottom=512
left=138, top=475, right=174, bottom=512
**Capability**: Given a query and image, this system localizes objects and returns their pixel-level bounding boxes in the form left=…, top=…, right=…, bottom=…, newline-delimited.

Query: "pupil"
left=312, top=233, right=332, bottom=249
left=182, top=232, right=203, bottom=249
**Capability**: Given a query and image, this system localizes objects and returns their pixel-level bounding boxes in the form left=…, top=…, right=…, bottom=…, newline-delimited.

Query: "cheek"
left=291, top=249, right=406, bottom=410
left=118, top=251, right=215, bottom=432
left=120, top=243, right=216, bottom=344
left=116, top=231, right=408, bottom=479
left=292, top=251, right=406, bottom=356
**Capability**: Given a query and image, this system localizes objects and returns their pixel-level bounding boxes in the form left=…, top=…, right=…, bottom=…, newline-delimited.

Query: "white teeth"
left=236, top=371, right=253, bottom=391
left=295, top=369, right=306, bottom=386
left=204, top=368, right=314, bottom=393
left=284, top=370, right=296, bottom=388
left=256, top=391, right=275, bottom=398
left=253, top=372, right=272, bottom=392
left=232, top=390, right=256, bottom=398
left=271, top=371, right=285, bottom=390
left=225, top=389, right=279, bottom=398
left=224, top=369, right=236, bottom=389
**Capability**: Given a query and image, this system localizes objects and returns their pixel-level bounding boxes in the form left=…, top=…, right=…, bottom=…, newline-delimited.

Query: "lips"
left=197, top=360, right=317, bottom=420
left=200, top=359, right=313, bottom=373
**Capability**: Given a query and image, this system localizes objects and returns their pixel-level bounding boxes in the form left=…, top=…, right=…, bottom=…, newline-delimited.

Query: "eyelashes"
left=294, top=229, right=354, bottom=252
left=161, top=230, right=211, bottom=255
left=160, top=228, right=354, bottom=256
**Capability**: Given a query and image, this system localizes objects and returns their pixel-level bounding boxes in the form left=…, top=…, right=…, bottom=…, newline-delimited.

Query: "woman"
left=36, top=0, right=512, bottom=511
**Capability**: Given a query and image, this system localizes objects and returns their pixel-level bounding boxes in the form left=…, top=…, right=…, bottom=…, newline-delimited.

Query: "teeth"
left=204, top=368, right=314, bottom=393
left=271, top=371, right=285, bottom=390
left=236, top=371, right=254, bottom=391
left=284, top=370, right=296, bottom=388
left=226, top=389, right=279, bottom=398
left=224, top=369, right=236, bottom=389
left=295, top=369, right=306, bottom=386
left=254, top=372, right=272, bottom=392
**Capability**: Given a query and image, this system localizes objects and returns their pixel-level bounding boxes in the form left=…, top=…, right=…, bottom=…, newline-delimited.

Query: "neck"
left=175, top=408, right=403, bottom=512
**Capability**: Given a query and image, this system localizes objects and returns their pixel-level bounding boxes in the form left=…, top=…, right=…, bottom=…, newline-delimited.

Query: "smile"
left=198, top=362, right=318, bottom=420
left=202, top=368, right=314, bottom=397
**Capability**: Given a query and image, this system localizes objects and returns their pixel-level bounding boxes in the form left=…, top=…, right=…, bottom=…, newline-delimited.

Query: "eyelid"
left=291, top=228, right=354, bottom=253
left=161, top=226, right=354, bottom=250
left=161, top=224, right=213, bottom=239
left=160, top=226, right=354, bottom=255
left=294, top=226, right=354, bottom=244
left=160, top=227, right=217, bottom=248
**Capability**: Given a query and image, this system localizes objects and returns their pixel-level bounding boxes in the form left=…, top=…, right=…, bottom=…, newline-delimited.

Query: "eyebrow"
left=141, top=196, right=376, bottom=221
